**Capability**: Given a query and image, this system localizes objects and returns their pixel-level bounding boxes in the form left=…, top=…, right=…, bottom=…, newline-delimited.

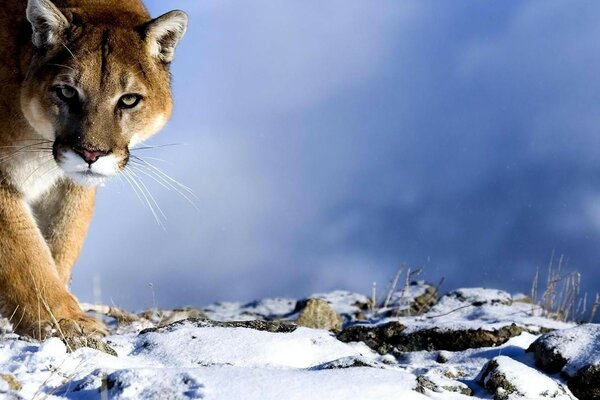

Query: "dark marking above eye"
left=100, top=29, right=110, bottom=86
left=137, top=62, right=149, bottom=82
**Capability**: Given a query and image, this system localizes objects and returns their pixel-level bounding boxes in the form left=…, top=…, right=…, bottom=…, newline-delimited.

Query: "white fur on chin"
left=59, top=149, right=119, bottom=187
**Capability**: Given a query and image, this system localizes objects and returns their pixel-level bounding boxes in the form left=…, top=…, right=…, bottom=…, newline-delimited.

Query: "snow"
left=133, top=324, right=374, bottom=369
left=535, top=324, right=600, bottom=377
left=97, top=367, right=424, bottom=400
left=394, top=288, right=572, bottom=334
left=0, top=287, right=584, bottom=399
left=481, top=356, right=572, bottom=399
left=203, top=290, right=370, bottom=322
left=0, top=326, right=421, bottom=400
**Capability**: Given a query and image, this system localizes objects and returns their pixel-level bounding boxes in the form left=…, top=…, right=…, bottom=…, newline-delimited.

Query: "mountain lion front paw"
left=17, top=315, right=116, bottom=355
left=17, top=313, right=108, bottom=341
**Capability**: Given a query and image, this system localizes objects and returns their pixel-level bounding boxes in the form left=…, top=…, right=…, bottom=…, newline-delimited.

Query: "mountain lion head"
left=20, top=0, right=187, bottom=186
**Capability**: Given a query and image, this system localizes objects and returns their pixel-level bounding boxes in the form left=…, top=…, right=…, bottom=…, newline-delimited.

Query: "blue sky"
left=72, top=1, right=600, bottom=310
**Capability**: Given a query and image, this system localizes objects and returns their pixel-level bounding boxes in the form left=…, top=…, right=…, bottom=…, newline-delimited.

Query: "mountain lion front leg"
left=0, top=184, right=105, bottom=339
left=33, top=180, right=96, bottom=287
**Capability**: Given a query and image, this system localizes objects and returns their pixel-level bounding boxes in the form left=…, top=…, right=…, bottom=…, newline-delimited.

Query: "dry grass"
left=531, top=254, right=600, bottom=323
left=369, top=264, right=436, bottom=316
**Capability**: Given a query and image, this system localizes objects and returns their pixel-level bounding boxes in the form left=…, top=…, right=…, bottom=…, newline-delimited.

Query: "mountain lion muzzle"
left=0, top=0, right=187, bottom=339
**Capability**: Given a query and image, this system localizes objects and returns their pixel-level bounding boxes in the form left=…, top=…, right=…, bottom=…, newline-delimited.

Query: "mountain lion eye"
left=55, top=86, right=77, bottom=101
left=118, top=94, right=142, bottom=109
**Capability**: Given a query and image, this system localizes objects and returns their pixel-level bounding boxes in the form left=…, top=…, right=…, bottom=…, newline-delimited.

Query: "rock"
left=443, top=384, right=473, bottom=396
left=415, top=374, right=473, bottom=396
left=296, top=299, right=343, bottom=332
left=158, top=307, right=208, bottom=327
left=291, top=291, right=371, bottom=323
left=62, top=336, right=118, bottom=357
left=409, top=283, right=438, bottom=314
left=390, top=281, right=438, bottom=317
left=568, top=364, right=600, bottom=400
left=337, top=321, right=406, bottom=354
left=528, top=324, right=600, bottom=400
left=397, top=324, right=524, bottom=352
left=310, top=356, right=386, bottom=370
left=443, top=288, right=513, bottom=307
left=415, top=375, right=437, bottom=394
left=338, top=321, right=524, bottom=353
left=140, top=318, right=297, bottom=335
left=478, top=356, right=573, bottom=400
left=436, top=351, right=449, bottom=363
left=527, top=335, right=569, bottom=374
left=382, top=281, right=438, bottom=317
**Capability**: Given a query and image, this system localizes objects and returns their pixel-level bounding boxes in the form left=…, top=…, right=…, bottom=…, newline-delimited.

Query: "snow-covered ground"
left=0, top=286, right=590, bottom=399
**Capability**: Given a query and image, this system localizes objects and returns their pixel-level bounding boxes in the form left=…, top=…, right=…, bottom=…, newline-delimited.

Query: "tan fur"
left=0, top=0, right=186, bottom=339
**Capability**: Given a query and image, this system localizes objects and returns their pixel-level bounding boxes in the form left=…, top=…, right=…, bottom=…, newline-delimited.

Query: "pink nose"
left=73, top=147, right=109, bottom=164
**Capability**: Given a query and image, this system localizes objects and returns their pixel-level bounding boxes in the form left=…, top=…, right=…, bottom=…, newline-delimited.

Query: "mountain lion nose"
left=73, top=146, right=109, bottom=165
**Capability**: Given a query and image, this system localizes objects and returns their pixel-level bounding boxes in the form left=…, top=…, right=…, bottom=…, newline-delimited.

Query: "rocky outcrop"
left=478, top=356, right=573, bottom=399
left=296, top=299, right=343, bottom=332
left=140, top=318, right=297, bottom=334
left=415, top=374, right=473, bottom=396
left=63, top=336, right=118, bottom=356
left=337, top=321, right=524, bottom=353
left=446, top=288, right=513, bottom=306
left=528, top=324, right=600, bottom=400
left=337, top=321, right=407, bottom=354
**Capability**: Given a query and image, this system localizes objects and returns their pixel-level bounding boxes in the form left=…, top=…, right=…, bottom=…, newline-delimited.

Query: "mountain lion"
left=0, top=0, right=187, bottom=339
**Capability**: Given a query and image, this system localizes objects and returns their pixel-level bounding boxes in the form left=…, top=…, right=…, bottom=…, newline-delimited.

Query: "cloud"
left=73, top=1, right=600, bottom=310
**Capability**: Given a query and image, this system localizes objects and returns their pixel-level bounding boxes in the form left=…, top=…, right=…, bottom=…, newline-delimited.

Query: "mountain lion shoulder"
left=0, top=0, right=187, bottom=339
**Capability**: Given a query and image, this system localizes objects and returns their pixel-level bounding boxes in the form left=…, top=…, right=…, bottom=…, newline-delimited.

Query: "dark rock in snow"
left=415, top=375, right=437, bottom=394
left=140, top=318, right=297, bottom=335
left=478, top=356, right=573, bottom=400
left=296, top=298, right=343, bottom=332
left=568, top=364, right=600, bottom=400
left=446, top=288, right=513, bottom=306
left=338, top=321, right=524, bottom=353
left=62, top=336, right=117, bottom=357
left=396, top=324, right=524, bottom=352
left=310, top=356, right=387, bottom=370
left=337, top=321, right=406, bottom=354
left=415, top=374, right=473, bottom=396
left=528, top=324, right=600, bottom=400
left=158, top=307, right=208, bottom=326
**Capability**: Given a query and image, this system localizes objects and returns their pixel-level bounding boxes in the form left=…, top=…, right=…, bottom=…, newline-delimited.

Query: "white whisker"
left=60, top=42, right=78, bottom=62
left=130, top=143, right=181, bottom=151
left=21, top=157, right=56, bottom=185
left=121, top=170, right=148, bottom=211
left=128, top=164, right=171, bottom=191
left=131, top=156, right=196, bottom=197
left=130, top=158, right=198, bottom=211
left=129, top=169, right=167, bottom=221
left=123, top=169, right=165, bottom=230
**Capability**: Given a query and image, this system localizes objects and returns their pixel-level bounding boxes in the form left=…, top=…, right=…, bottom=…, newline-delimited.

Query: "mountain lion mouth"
left=55, top=148, right=123, bottom=186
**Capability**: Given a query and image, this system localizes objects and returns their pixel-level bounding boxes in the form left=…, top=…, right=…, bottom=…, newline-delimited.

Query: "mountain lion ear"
left=26, top=0, right=69, bottom=48
left=144, top=10, right=188, bottom=63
